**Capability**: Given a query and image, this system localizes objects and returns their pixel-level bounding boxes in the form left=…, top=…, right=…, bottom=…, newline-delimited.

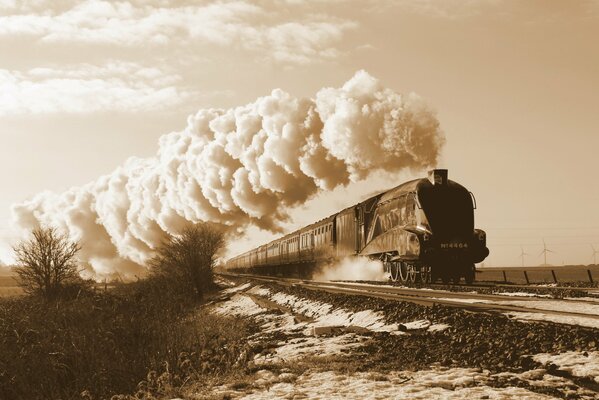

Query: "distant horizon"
left=3, top=261, right=599, bottom=274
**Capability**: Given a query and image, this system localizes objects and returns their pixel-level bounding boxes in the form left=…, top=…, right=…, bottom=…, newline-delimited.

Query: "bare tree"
left=150, top=223, right=224, bottom=299
left=13, top=227, right=81, bottom=299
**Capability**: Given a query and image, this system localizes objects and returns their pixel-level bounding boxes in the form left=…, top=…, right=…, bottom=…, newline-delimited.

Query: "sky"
left=1, top=0, right=598, bottom=270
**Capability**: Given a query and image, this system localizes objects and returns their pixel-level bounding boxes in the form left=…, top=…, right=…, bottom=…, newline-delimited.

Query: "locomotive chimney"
left=428, top=169, right=448, bottom=185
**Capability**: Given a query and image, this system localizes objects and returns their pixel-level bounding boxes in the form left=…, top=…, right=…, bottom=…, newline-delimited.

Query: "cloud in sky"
left=0, top=0, right=355, bottom=65
left=0, top=61, right=202, bottom=115
left=363, top=0, right=503, bottom=19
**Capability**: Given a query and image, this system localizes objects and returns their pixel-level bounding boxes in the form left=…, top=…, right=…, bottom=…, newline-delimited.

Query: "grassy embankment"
left=0, top=277, right=256, bottom=400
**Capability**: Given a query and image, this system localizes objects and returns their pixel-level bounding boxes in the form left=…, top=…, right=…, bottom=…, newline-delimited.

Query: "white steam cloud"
left=12, top=70, right=444, bottom=279
left=314, top=257, right=388, bottom=282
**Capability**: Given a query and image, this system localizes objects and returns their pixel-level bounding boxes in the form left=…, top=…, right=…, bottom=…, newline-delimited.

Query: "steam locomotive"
left=225, top=169, right=489, bottom=284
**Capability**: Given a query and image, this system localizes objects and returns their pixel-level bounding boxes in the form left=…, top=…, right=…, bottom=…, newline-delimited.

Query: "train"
left=225, top=169, right=489, bottom=284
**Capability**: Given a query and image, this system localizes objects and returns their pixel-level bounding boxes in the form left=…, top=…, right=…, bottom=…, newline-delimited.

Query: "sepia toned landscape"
left=1, top=1, right=598, bottom=399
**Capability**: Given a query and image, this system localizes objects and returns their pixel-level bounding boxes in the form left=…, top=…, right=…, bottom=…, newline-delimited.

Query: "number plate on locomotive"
left=440, top=243, right=469, bottom=249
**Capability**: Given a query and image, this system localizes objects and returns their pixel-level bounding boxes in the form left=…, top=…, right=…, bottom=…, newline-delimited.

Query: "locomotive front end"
left=416, top=169, right=489, bottom=283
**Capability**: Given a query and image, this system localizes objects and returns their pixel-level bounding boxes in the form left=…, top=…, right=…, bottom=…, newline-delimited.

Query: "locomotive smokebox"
left=428, top=169, right=448, bottom=185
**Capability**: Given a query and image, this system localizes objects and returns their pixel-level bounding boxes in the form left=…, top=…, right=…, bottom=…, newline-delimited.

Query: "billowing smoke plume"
left=314, top=257, right=388, bottom=282
left=12, top=70, right=444, bottom=279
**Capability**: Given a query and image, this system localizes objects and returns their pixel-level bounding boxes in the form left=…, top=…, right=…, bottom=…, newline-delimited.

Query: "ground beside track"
left=179, top=278, right=599, bottom=399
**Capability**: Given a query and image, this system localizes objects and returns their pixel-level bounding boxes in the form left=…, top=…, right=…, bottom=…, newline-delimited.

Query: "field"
left=477, top=264, right=599, bottom=285
left=0, top=275, right=22, bottom=297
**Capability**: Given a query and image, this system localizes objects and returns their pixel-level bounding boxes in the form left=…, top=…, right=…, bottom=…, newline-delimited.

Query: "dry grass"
left=0, top=277, right=256, bottom=400
left=0, top=276, right=23, bottom=297
left=0, top=286, right=23, bottom=297
left=0, top=276, right=17, bottom=286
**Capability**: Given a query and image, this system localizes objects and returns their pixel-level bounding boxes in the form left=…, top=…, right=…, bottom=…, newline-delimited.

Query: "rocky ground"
left=179, top=279, right=599, bottom=399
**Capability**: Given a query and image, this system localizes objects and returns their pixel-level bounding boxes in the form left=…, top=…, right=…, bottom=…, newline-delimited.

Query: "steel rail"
left=218, top=272, right=599, bottom=322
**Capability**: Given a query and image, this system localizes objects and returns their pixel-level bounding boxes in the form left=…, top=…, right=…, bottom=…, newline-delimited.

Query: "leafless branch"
left=12, top=227, right=81, bottom=299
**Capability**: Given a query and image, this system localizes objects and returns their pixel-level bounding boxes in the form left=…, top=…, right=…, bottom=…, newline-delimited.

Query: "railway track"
left=337, top=280, right=599, bottom=294
left=219, top=272, right=599, bottom=327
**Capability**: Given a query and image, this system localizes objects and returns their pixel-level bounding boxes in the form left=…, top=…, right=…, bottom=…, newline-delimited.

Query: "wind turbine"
left=591, top=245, right=599, bottom=265
left=518, top=246, right=528, bottom=268
left=539, top=239, right=555, bottom=266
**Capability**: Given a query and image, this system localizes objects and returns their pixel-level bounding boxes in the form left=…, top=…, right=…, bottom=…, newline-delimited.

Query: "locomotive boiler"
left=226, top=169, right=489, bottom=284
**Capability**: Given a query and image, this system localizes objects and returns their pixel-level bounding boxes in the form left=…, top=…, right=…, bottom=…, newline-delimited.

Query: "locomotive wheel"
left=389, top=262, right=399, bottom=282
left=399, top=262, right=409, bottom=283
left=420, top=266, right=431, bottom=284
left=407, top=264, right=417, bottom=283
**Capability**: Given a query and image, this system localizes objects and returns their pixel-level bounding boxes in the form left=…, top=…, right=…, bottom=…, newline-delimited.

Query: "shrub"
left=150, top=223, right=224, bottom=299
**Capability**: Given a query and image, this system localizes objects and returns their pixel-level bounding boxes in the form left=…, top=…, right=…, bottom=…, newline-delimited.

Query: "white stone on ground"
left=427, top=323, right=451, bottom=332
left=400, top=319, right=431, bottom=330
